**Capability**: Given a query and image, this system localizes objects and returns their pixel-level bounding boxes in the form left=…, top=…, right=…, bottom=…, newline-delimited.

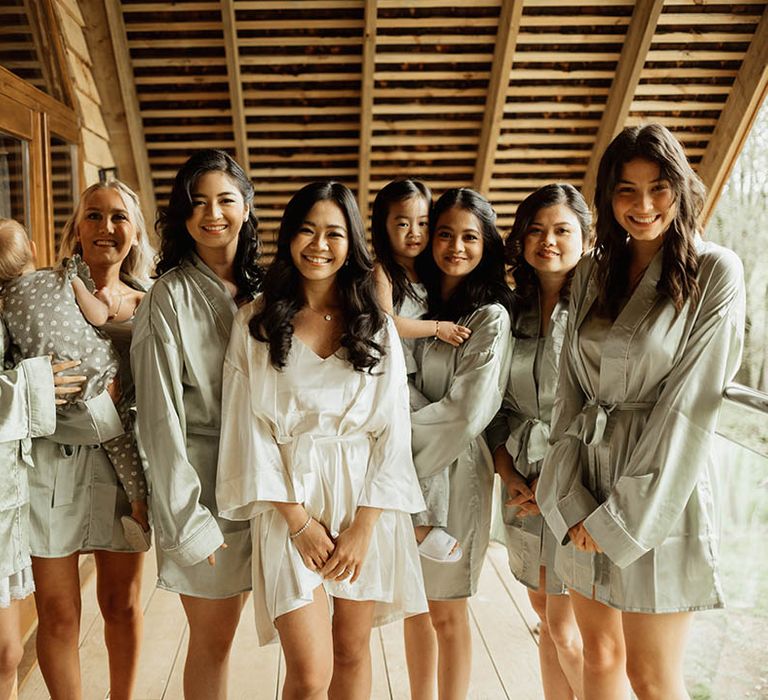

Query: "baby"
left=0, top=218, right=150, bottom=551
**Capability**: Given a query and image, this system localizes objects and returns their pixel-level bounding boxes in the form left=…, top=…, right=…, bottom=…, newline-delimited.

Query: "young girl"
left=538, top=124, right=746, bottom=700
left=132, top=149, right=261, bottom=699
left=404, top=188, right=514, bottom=700
left=371, top=179, right=471, bottom=562
left=0, top=218, right=149, bottom=549
left=487, top=184, right=591, bottom=699
left=216, top=181, right=427, bottom=699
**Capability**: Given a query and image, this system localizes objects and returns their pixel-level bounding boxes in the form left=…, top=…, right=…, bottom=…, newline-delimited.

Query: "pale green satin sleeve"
left=132, top=286, right=224, bottom=567
left=0, top=356, right=56, bottom=442
left=411, top=304, right=512, bottom=480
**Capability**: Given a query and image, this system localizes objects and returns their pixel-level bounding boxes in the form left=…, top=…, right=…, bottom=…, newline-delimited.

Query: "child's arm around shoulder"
left=372, top=262, right=471, bottom=346
left=71, top=276, right=110, bottom=326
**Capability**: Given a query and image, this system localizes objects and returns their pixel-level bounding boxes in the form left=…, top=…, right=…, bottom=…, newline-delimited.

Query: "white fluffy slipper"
left=121, top=516, right=151, bottom=552
left=418, top=528, right=463, bottom=563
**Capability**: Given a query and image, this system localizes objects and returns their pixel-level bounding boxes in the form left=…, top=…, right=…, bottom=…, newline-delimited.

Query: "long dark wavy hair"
left=421, top=188, right=515, bottom=322
left=371, top=178, right=432, bottom=311
left=595, top=123, right=704, bottom=318
left=505, top=183, right=591, bottom=310
left=250, top=181, right=386, bottom=372
left=155, top=149, right=262, bottom=302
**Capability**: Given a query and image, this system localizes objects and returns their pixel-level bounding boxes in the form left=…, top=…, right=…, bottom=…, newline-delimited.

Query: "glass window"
left=50, top=135, right=78, bottom=259
left=0, top=131, right=30, bottom=228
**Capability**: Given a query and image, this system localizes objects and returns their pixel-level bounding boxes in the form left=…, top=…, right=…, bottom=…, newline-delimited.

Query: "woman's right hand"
left=292, top=519, right=336, bottom=571
left=436, top=321, right=472, bottom=347
left=51, top=358, right=87, bottom=405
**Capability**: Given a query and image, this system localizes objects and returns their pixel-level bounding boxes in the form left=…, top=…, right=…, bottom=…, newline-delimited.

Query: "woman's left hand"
left=319, top=507, right=382, bottom=583
left=568, top=521, right=602, bottom=553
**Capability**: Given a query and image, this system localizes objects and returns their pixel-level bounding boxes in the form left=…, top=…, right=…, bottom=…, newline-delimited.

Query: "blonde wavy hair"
left=58, top=180, right=154, bottom=282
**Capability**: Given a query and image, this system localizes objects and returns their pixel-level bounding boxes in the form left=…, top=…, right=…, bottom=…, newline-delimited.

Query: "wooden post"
left=698, top=5, right=768, bottom=225
left=581, top=0, right=665, bottom=205
left=473, top=0, right=524, bottom=197
left=357, top=0, right=377, bottom=219
left=221, top=0, right=250, bottom=175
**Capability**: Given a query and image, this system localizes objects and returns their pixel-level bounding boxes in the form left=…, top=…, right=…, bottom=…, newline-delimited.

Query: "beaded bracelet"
left=434, top=320, right=440, bottom=339
left=289, top=515, right=312, bottom=539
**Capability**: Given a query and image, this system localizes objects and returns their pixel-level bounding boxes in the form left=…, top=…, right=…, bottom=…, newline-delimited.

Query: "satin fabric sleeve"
left=485, top=333, right=526, bottom=460
left=411, top=304, right=512, bottom=480
left=583, top=249, right=745, bottom=568
left=0, top=320, right=56, bottom=441
left=216, top=306, right=290, bottom=521
left=131, top=285, right=224, bottom=567
left=538, top=259, right=599, bottom=542
left=360, top=317, right=426, bottom=513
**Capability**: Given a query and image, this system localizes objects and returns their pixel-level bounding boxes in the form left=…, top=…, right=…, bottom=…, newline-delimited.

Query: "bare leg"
left=546, top=593, right=583, bottom=698
left=568, top=590, right=629, bottom=700
left=428, top=599, right=471, bottom=700
left=528, top=586, right=574, bottom=699
left=93, top=550, right=144, bottom=700
left=329, top=598, right=376, bottom=700
left=180, top=593, right=247, bottom=700
left=275, top=586, right=333, bottom=700
left=404, top=613, right=438, bottom=700
left=0, top=599, right=23, bottom=700
left=622, top=610, right=693, bottom=700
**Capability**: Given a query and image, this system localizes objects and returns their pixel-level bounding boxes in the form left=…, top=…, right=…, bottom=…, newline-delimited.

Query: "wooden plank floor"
left=20, top=543, right=543, bottom=700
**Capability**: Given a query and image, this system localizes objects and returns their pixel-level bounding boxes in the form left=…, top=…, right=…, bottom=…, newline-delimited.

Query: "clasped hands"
left=504, top=473, right=541, bottom=516
left=291, top=509, right=378, bottom=584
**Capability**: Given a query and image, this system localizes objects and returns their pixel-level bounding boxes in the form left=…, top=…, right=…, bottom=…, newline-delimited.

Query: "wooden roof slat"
left=357, top=0, right=376, bottom=212
left=698, top=5, right=768, bottom=223
left=582, top=0, right=665, bottom=204
left=474, top=0, right=524, bottom=195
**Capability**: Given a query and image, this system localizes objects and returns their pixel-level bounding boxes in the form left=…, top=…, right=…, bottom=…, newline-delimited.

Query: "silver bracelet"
left=289, top=515, right=312, bottom=539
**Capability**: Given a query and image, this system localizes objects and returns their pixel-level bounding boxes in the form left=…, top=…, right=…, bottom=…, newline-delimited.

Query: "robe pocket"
left=503, top=520, right=541, bottom=585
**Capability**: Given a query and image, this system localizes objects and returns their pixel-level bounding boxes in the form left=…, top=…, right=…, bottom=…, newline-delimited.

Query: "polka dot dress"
left=2, top=256, right=147, bottom=502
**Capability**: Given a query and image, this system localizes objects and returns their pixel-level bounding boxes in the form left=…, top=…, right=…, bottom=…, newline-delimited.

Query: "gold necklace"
left=307, top=306, right=334, bottom=322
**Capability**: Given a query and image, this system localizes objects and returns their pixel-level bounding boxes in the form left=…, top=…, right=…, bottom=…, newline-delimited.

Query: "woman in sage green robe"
left=486, top=184, right=591, bottom=699
left=27, top=180, right=153, bottom=699
left=537, top=125, right=746, bottom=699
left=0, top=324, right=57, bottom=699
left=404, top=188, right=513, bottom=700
left=131, top=150, right=261, bottom=700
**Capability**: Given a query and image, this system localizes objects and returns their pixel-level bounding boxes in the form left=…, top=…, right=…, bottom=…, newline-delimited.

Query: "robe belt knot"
left=505, top=417, right=550, bottom=464
left=276, top=433, right=370, bottom=478
left=568, top=400, right=655, bottom=446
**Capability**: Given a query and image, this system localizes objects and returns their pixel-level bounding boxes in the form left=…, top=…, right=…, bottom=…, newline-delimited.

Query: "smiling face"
left=77, top=188, right=138, bottom=270
left=612, top=157, right=677, bottom=246
left=432, top=205, right=484, bottom=294
left=185, top=170, right=249, bottom=259
left=523, top=203, right=584, bottom=277
left=386, top=195, right=430, bottom=265
left=289, top=199, right=349, bottom=285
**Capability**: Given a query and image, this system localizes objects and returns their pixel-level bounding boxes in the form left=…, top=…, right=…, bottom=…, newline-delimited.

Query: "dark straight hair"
left=505, top=183, right=591, bottom=308
left=594, top=123, right=704, bottom=318
left=155, top=148, right=262, bottom=302
left=421, top=187, right=514, bottom=322
left=371, top=178, right=432, bottom=310
left=250, top=181, right=386, bottom=372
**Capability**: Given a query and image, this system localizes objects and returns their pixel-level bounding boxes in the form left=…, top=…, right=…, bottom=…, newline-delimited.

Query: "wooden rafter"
left=101, top=0, right=156, bottom=223
left=357, top=0, right=376, bottom=216
left=473, top=0, right=524, bottom=197
left=698, top=5, right=768, bottom=225
left=581, top=0, right=665, bottom=205
left=221, top=0, right=250, bottom=175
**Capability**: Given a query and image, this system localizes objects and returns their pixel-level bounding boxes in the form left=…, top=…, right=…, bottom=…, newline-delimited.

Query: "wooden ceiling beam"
left=698, top=5, right=768, bottom=225
left=581, top=0, right=665, bottom=205
left=357, top=0, right=376, bottom=217
left=97, top=0, right=156, bottom=223
left=221, top=0, right=250, bottom=176
left=473, top=0, right=524, bottom=196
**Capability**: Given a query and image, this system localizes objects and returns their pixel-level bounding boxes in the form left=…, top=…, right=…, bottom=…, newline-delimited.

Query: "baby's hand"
left=107, top=377, right=121, bottom=404
left=436, top=321, right=472, bottom=347
left=95, top=287, right=113, bottom=310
